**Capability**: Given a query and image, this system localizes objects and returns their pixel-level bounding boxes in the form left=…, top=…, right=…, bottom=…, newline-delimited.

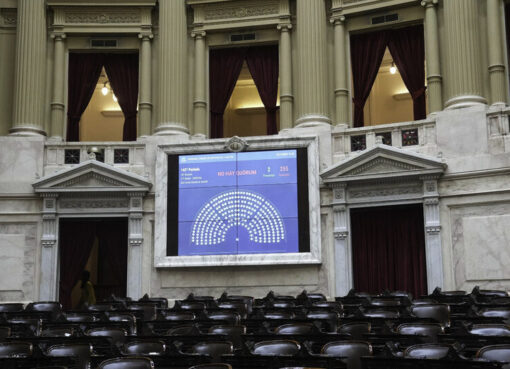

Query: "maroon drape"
left=209, top=48, right=247, bottom=138
left=388, top=25, right=426, bottom=120
left=66, top=53, right=104, bottom=141
left=104, top=53, right=139, bottom=141
left=350, top=31, right=389, bottom=127
left=59, top=220, right=97, bottom=310
left=96, top=220, right=128, bottom=300
left=246, top=46, right=279, bottom=135
left=351, top=205, right=428, bottom=298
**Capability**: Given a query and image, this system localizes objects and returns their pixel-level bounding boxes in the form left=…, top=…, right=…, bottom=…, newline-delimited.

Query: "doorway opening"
left=58, top=218, right=128, bottom=309
left=350, top=204, right=427, bottom=298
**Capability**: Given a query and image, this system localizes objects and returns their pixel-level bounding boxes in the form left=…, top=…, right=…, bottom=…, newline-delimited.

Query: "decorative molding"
left=424, top=197, right=439, bottom=206
left=334, top=231, right=349, bottom=240
left=0, top=8, right=16, bottom=27
left=346, top=157, right=421, bottom=176
left=129, top=238, right=143, bottom=246
left=58, top=172, right=126, bottom=188
left=425, top=181, right=437, bottom=192
left=59, top=199, right=129, bottom=209
left=425, top=225, right=441, bottom=234
left=203, top=2, right=278, bottom=21
left=421, top=0, right=439, bottom=7
left=42, top=240, right=57, bottom=248
left=64, top=11, right=141, bottom=24
left=349, top=185, right=422, bottom=199
left=224, top=136, right=249, bottom=152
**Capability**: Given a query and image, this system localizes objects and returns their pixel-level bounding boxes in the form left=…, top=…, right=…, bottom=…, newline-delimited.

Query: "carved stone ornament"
left=129, top=239, right=143, bottom=246
left=334, top=231, right=348, bottom=240
left=42, top=239, right=57, bottom=248
left=425, top=225, right=441, bottom=234
left=204, top=1, right=278, bottom=21
left=224, top=136, right=249, bottom=153
left=60, top=199, right=129, bottom=209
left=349, top=185, right=422, bottom=199
left=346, top=157, right=421, bottom=176
left=0, top=9, right=16, bottom=27
left=65, top=11, right=141, bottom=24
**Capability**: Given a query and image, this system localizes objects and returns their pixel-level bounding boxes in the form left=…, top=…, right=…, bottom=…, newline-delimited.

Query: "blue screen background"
left=178, top=150, right=299, bottom=256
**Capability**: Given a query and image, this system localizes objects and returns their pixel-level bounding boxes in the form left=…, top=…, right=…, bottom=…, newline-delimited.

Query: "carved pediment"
left=321, top=144, right=446, bottom=184
left=33, top=160, right=152, bottom=194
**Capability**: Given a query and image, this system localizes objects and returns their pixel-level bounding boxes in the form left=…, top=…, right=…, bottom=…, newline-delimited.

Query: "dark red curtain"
left=96, top=220, right=128, bottom=300
left=350, top=31, right=389, bottom=127
left=351, top=204, right=428, bottom=298
left=209, top=48, right=247, bottom=138
left=104, top=53, right=139, bottom=141
left=66, top=53, right=104, bottom=141
left=59, top=220, right=97, bottom=310
left=246, top=46, right=279, bottom=135
left=388, top=25, right=426, bottom=120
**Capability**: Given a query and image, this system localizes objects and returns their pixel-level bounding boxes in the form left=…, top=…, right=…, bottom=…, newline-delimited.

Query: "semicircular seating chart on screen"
left=191, top=190, right=285, bottom=246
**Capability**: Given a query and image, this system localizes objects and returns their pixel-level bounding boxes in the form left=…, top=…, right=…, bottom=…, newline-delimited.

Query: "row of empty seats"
left=0, top=287, right=509, bottom=368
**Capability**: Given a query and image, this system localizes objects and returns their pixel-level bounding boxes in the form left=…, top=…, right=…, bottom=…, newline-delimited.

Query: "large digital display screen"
left=167, top=149, right=310, bottom=257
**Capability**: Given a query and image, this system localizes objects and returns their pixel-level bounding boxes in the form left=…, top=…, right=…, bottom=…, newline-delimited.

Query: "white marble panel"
left=464, top=215, right=510, bottom=280
left=0, top=234, right=25, bottom=291
left=160, top=265, right=320, bottom=288
left=0, top=137, right=44, bottom=193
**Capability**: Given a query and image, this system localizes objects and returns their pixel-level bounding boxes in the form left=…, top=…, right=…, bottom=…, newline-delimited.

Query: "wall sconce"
left=100, top=80, right=118, bottom=102
left=390, top=62, right=397, bottom=75
left=101, top=82, right=109, bottom=96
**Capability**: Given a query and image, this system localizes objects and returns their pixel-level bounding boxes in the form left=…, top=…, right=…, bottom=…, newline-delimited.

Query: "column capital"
left=329, top=15, right=346, bottom=25
left=138, top=32, right=154, bottom=41
left=421, top=0, right=439, bottom=7
left=50, top=32, right=66, bottom=41
left=191, top=30, right=206, bottom=39
left=277, top=23, right=292, bottom=32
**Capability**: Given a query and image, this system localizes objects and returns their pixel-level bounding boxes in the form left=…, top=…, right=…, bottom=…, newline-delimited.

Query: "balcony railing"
left=332, top=118, right=437, bottom=159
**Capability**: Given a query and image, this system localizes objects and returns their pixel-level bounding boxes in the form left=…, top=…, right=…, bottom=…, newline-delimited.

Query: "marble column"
left=421, top=0, right=443, bottom=114
left=192, top=31, right=207, bottom=138
left=138, top=32, right=153, bottom=138
left=50, top=33, right=66, bottom=140
left=422, top=177, right=444, bottom=293
left=154, top=0, right=189, bottom=136
left=331, top=15, right=349, bottom=125
left=487, top=0, right=507, bottom=106
left=277, top=23, right=294, bottom=130
left=295, top=0, right=331, bottom=127
left=331, top=184, right=352, bottom=297
left=443, top=0, right=486, bottom=108
left=10, top=0, right=47, bottom=136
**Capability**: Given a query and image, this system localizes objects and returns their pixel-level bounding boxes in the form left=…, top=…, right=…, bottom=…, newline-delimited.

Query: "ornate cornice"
left=203, top=1, right=278, bottom=21
left=64, top=10, right=141, bottom=24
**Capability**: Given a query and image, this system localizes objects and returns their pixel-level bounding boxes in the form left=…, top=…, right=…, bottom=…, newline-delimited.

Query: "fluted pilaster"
left=10, top=0, right=47, bottom=136
left=443, top=0, right=486, bottom=108
left=295, top=0, right=331, bottom=127
left=487, top=0, right=507, bottom=106
left=192, top=31, right=207, bottom=137
left=278, top=23, right=293, bottom=130
left=154, top=0, right=189, bottom=135
left=331, top=16, right=349, bottom=125
left=50, top=33, right=66, bottom=139
left=421, top=0, right=443, bottom=114
left=138, top=33, right=153, bottom=137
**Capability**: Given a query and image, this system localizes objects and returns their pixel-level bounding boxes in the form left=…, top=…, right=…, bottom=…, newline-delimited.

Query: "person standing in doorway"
left=78, top=270, right=96, bottom=309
